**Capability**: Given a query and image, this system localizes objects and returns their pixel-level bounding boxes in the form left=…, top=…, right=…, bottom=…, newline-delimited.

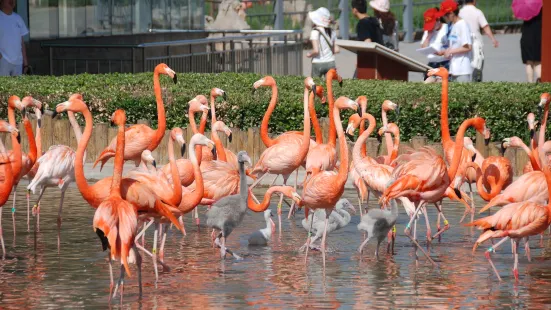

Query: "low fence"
left=41, top=31, right=303, bottom=76
left=1, top=114, right=532, bottom=177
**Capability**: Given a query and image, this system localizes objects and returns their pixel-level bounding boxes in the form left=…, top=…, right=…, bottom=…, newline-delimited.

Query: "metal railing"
left=206, top=0, right=521, bottom=42
left=41, top=30, right=303, bottom=76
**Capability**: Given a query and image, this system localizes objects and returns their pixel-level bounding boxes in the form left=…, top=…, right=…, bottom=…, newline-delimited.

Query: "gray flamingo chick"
left=301, top=198, right=356, bottom=250
left=206, top=151, right=252, bottom=259
left=247, top=209, right=276, bottom=246
left=357, top=198, right=398, bottom=258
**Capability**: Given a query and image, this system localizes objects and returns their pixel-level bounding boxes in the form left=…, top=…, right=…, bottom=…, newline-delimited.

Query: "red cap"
left=440, top=0, right=458, bottom=15
left=423, top=8, right=442, bottom=31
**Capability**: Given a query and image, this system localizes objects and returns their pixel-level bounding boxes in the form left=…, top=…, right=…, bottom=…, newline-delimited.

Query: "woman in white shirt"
left=307, top=7, right=339, bottom=80
left=420, top=7, right=449, bottom=81
left=438, top=0, right=473, bottom=82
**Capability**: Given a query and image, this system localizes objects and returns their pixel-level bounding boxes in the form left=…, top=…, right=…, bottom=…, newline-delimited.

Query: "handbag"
left=471, top=33, right=484, bottom=70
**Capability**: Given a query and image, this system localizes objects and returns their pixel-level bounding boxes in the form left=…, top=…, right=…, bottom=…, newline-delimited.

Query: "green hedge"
left=0, top=72, right=549, bottom=143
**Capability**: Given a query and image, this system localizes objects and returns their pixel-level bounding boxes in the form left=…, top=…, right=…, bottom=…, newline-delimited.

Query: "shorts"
left=450, top=74, right=472, bottom=83
left=312, top=61, right=336, bottom=79
left=0, top=57, right=23, bottom=76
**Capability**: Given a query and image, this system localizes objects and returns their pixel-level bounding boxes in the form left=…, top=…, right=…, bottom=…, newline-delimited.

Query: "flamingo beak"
left=211, top=146, right=217, bottom=160
left=51, top=110, right=58, bottom=119
left=472, top=152, right=477, bottom=162
left=377, top=132, right=383, bottom=143
left=152, top=160, right=157, bottom=169
left=173, top=74, right=178, bottom=84
left=181, top=144, right=186, bottom=157
left=500, top=140, right=508, bottom=156
left=346, top=132, right=355, bottom=142
left=338, top=78, right=343, bottom=88
left=356, top=105, right=362, bottom=117
left=530, top=129, right=535, bottom=140
left=16, top=132, right=21, bottom=144
left=453, top=187, right=462, bottom=199
left=228, top=132, right=233, bottom=143
left=396, top=105, right=400, bottom=118
left=223, top=91, right=227, bottom=101
left=538, top=105, right=543, bottom=120
left=484, top=136, right=490, bottom=146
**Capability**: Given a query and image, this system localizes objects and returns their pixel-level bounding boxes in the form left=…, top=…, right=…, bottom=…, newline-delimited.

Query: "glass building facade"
left=22, top=0, right=204, bottom=39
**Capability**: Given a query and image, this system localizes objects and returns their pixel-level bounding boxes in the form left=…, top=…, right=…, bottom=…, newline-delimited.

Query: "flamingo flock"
left=1, top=63, right=550, bottom=303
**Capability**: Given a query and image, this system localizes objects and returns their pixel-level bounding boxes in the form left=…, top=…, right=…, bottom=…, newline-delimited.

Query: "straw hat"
left=369, top=0, right=390, bottom=12
left=308, top=7, right=331, bottom=28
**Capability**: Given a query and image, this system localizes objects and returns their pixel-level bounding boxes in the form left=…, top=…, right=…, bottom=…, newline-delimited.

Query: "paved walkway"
left=304, top=33, right=527, bottom=82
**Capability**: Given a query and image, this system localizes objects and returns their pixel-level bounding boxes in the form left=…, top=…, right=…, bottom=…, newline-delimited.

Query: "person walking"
left=519, top=7, right=542, bottom=83
left=352, top=0, right=383, bottom=44
left=370, top=0, right=399, bottom=52
left=307, top=7, right=339, bottom=80
left=421, top=7, right=449, bottom=81
left=439, top=0, right=473, bottom=82
left=0, top=0, right=29, bottom=76
left=459, top=0, right=499, bottom=82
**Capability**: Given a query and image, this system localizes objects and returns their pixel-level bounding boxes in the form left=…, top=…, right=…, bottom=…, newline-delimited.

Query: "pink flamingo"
left=161, top=96, right=209, bottom=187
left=249, top=77, right=313, bottom=231
left=380, top=117, right=488, bottom=265
left=92, top=109, right=141, bottom=303
left=27, top=93, right=85, bottom=231
left=94, top=63, right=177, bottom=170
left=375, top=100, right=400, bottom=165
left=301, top=96, right=361, bottom=267
left=465, top=163, right=551, bottom=281
left=0, top=120, right=19, bottom=259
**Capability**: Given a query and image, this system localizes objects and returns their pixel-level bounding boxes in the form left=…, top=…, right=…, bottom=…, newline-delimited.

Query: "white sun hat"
left=308, top=7, right=331, bottom=28
left=369, top=0, right=390, bottom=12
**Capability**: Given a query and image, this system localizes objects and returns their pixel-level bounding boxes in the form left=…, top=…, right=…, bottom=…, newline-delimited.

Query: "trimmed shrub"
left=0, top=72, right=549, bottom=143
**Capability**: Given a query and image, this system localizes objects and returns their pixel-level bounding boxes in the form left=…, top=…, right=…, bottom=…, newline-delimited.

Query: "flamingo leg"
left=108, top=256, right=114, bottom=304
left=33, top=187, right=46, bottom=232
left=159, top=224, right=166, bottom=263
left=134, top=245, right=143, bottom=298
left=524, top=237, right=531, bottom=262
left=57, top=190, right=65, bottom=228
left=277, top=193, right=284, bottom=234
left=179, top=215, right=186, bottom=236
left=194, top=207, right=200, bottom=228
left=321, top=209, right=332, bottom=269
left=432, top=202, right=450, bottom=241
left=11, top=187, right=16, bottom=240
left=484, top=236, right=510, bottom=281
left=513, top=239, right=520, bottom=281
left=302, top=212, right=315, bottom=263
left=404, top=202, right=436, bottom=266
left=422, top=206, right=432, bottom=244
left=220, top=234, right=226, bottom=258
left=135, top=218, right=154, bottom=243
left=358, top=232, right=370, bottom=255
left=26, top=190, right=30, bottom=232
left=248, top=172, right=271, bottom=203
left=152, top=224, right=159, bottom=288
left=0, top=206, right=5, bottom=260
left=469, top=183, right=476, bottom=224
left=287, top=170, right=299, bottom=219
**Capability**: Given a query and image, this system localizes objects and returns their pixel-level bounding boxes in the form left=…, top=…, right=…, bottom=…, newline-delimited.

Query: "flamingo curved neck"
left=309, top=91, right=323, bottom=144
left=168, top=136, right=182, bottom=205
left=23, top=118, right=38, bottom=166
left=390, top=130, right=400, bottom=162
left=326, top=74, right=336, bottom=147
left=75, top=107, right=97, bottom=206
left=334, top=106, right=349, bottom=186
left=448, top=119, right=478, bottom=180
left=381, top=109, right=394, bottom=155
left=178, top=140, right=204, bottom=213
left=110, top=119, right=126, bottom=197
left=353, top=114, right=376, bottom=168
left=188, top=110, right=203, bottom=164
left=440, top=76, right=452, bottom=145
left=211, top=129, right=227, bottom=162
left=35, top=110, right=42, bottom=158
left=247, top=187, right=279, bottom=212
left=260, top=84, right=278, bottom=147
left=297, top=87, right=311, bottom=164
left=68, top=111, right=86, bottom=162
left=149, top=70, right=167, bottom=151
left=8, top=107, right=22, bottom=178
left=539, top=101, right=550, bottom=166
left=518, top=140, right=542, bottom=171
left=359, top=119, right=366, bottom=157
left=210, top=94, right=218, bottom=124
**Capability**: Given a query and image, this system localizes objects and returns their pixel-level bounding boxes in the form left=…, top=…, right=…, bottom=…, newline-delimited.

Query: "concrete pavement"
left=304, top=33, right=527, bottom=82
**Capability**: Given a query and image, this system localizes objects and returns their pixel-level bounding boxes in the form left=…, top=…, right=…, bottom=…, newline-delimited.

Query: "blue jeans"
left=424, top=60, right=449, bottom=80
